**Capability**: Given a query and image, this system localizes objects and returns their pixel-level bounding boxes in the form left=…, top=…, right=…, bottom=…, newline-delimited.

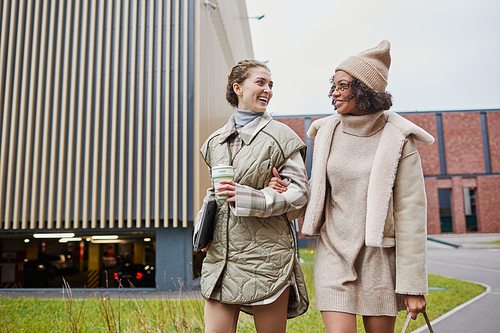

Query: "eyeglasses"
left=331, top=81, right=352, bottom=93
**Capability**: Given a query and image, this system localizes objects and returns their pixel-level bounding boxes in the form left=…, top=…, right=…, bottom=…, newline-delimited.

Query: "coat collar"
left=218, top=111, right=272, bottom=145
left=308, top=111, right=434, bottom=145
left=303, top=111, right=434, bottom=246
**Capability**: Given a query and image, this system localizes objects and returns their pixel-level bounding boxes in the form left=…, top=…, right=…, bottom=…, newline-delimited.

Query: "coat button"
left=289, top=249, right=293, bottom=253
left=255, top=212, right=260, bottom=216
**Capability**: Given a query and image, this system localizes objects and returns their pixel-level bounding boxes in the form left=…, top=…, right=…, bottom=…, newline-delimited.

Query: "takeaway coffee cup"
left=211, top=165, right=234, bottom=200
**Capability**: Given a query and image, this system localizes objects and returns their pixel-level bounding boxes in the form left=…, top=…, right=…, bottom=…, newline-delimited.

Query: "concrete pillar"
left=155, top=225, right=194, bottom=291
left=451, top=177, right=467, bottom=233
left=26, top=243, right=38, bottom=260
left=87, top=243, right=101, bottom=288
left=133, top=243, right=145, bottom=264
left=424, top=177, right=441, bottom=234
left=79, top=241, right=85, bottom=272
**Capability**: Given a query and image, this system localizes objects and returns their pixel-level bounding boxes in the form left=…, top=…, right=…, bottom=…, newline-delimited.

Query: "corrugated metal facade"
left=194, top=0, right=254, bottom=212
left=0, top=0, right=254, bottom=231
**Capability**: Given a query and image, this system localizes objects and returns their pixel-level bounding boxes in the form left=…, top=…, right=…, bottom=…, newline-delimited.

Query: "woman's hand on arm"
left=231, top=152, right=308, bottom=218
left=267, top=167, right=288, bottom=193
left=404, top=295, right=426, bottom=320
left=215, top=166, right=288, bottom=204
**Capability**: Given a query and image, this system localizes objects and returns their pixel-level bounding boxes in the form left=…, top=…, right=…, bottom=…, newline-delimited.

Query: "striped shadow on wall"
left=0, top=0, right=194, bottom=230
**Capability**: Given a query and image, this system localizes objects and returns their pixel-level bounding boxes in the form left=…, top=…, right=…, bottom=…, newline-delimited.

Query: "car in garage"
left=39, top=253, right=77, bottom=275
left=113, top=263, right=155, bottom=288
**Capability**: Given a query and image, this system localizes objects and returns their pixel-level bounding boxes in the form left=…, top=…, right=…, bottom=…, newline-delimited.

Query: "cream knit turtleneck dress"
left=314, top=110, right=406, bottom=316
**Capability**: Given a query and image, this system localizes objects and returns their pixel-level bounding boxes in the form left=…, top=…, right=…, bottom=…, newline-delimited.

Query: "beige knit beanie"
left=335, top=40, right=391, bottom=92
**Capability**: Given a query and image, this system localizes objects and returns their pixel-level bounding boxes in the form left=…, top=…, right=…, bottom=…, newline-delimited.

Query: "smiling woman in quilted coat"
left=194, top=59, right=309, bottom=333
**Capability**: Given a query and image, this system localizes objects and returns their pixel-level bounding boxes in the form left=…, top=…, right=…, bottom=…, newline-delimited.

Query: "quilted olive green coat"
left=200, top=118, right=309, bottom=318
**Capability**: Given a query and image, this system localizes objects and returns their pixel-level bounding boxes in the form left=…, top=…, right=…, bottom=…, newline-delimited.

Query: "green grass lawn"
left=299, top=248, right=316, bottom=263
left=0, top=291, right=206, bottom=332
left=480, top=240, right=500, bottom=245
left=0, top=256, right=486, bottom=332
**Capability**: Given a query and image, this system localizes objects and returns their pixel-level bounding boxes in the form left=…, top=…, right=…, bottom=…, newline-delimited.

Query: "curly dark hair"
left=328, top=75, right=393, bottom=114
left=226, top=59, right=270, bottom=108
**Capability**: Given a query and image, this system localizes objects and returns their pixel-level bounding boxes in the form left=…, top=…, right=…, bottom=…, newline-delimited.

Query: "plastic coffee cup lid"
left=212, top=165, right=234, bottom=177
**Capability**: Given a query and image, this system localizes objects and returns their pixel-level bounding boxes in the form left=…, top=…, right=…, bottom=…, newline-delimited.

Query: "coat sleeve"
left=233, top=151, right=309, bottom=218
left=393, top=137, right=428, bottom=295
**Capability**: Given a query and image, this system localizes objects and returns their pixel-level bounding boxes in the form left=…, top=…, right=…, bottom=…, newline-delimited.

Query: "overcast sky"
left=245, top=0, right=500, bottom=116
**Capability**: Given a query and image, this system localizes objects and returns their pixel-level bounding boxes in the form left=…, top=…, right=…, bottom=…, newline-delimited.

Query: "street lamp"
left=205, top=1, right=217, bottom=9
left=248, top=15, right=265, bottom=20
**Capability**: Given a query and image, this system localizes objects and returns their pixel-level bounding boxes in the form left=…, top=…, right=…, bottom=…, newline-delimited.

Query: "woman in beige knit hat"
left=271, top=40, right=434, bottom=332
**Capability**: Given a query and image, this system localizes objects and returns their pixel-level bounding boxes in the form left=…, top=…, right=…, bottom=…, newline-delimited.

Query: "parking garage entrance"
left=0, top=231, right=156, bottom=289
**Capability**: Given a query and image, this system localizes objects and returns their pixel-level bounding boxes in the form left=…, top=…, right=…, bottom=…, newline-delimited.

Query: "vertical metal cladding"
left=0, top=0, right=193, bottom=229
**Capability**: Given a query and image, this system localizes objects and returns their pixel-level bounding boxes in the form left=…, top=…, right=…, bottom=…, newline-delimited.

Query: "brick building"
left=275, top=109, right=500, bottom=245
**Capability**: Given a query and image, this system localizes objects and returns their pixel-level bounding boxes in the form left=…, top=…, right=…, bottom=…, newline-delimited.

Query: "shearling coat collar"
left=302, top=111, right=434, bottom=247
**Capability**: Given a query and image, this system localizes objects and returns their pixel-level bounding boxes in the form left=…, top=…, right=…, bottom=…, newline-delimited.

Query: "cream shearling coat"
left=302, top=111, right=434, bottom=294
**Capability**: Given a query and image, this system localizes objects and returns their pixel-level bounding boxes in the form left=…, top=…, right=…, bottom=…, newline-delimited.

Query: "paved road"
left=414, top=234, right=500, bottom=333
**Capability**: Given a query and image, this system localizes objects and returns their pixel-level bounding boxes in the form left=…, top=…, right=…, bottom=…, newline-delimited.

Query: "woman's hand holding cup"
left=211, top=165, right=235, bottom=202
left=216, top=179, right=237, bottom=203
